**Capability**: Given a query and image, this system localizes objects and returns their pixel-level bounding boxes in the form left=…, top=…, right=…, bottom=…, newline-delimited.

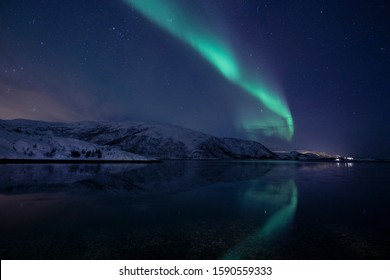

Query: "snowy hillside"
left=0, top=119, right=276, bottom=160
left=0, top=120, right=150, bottom=161
left=274, top=150, right=337, bottom=160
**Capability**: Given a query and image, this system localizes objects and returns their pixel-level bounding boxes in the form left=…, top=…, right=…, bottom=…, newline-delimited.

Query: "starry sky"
left=1, top=0, right=389, bottom=158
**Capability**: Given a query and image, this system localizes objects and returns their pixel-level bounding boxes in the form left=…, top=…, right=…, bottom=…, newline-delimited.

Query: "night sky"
left=1, top=0, right=389, bottom=158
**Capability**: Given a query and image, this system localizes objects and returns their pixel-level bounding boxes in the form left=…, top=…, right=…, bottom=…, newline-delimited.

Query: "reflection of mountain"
left=0, top=163, right=147, bottom=194
left=0, top=161, right=275, bottom=195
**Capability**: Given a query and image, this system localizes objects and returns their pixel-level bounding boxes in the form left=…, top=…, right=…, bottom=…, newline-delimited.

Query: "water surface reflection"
left=0, top=161, right=298, bottom=259
left=1, top=161, right=389, bottom=259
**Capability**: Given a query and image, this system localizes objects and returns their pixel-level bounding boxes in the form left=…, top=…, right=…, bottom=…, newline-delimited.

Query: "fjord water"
left=0, top=161, right=389, bottom=259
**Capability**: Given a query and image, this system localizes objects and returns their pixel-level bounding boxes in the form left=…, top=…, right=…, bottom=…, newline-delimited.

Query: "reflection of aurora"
left=122, top=0, right=294, bottom=140
left=224, top=180, right=298, bottom=259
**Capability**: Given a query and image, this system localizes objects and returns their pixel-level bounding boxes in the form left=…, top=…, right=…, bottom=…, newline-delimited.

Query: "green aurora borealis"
left=122, top=0, right=294, bottom=140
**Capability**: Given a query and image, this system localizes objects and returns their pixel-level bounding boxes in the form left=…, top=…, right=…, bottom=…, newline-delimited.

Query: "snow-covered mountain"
left=0, top=119, right=276, bottom=160
left=273, top=150, right=338, bottom=160
left=0, top=120, right=150, bottom=161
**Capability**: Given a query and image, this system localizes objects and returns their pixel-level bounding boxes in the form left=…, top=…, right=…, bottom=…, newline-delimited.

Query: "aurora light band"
left=123, top=0, right=294, bottom=140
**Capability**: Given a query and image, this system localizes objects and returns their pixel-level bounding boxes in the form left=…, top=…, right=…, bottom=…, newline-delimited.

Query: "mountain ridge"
left=0, top=119, right=276, bottom=160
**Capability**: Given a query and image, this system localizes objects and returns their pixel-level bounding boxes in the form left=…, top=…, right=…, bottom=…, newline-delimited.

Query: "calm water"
left=0, top=160, right=389, bottom=259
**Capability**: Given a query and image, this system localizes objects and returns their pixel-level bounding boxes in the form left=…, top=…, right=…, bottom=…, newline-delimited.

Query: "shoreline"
left=0, top=159, right=162, bottom=164
left=0, top=158, right=388, bottom=164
